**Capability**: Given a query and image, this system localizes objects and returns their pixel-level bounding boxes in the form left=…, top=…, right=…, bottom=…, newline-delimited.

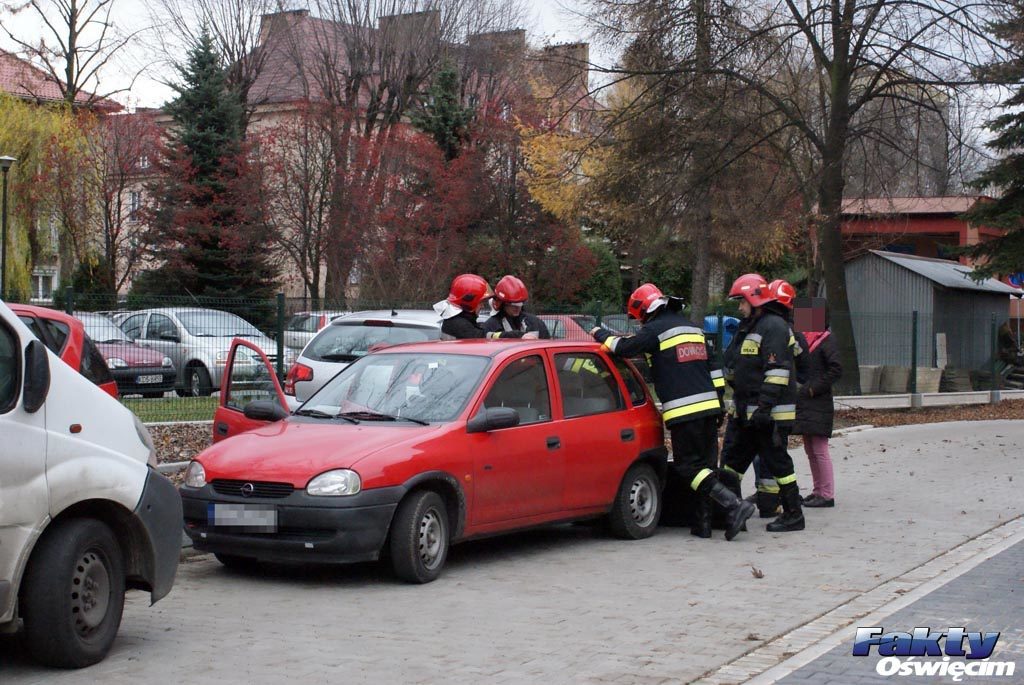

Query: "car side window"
left=17, top=315, right=55, bottom=352
left=121, top=314, right=146, bottom=340
left=482, top=355, right=551, bottom=425
left=288, top=314, right=314, bottom=333
left=43, top=320, right=70, bottom=354
left=146, top=315, right=176, bottom=341
left=79, top=336, right=114, bottom=386
left=546, top=320, right=565, bottom=339
left=555, top=352, right=625, bottom=418
left=612, top=358, right=647, bottom=406
left=0, top=320, right=19, bottom=413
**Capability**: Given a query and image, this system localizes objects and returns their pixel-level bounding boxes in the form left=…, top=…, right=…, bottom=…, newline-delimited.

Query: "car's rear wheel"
left=389, top=491, right=449, bottom=584
left=608, top=463, right=661, bottom=539
left=20, top=519, right=126, bottom=668
left=186, top=364, right=213, bottom=397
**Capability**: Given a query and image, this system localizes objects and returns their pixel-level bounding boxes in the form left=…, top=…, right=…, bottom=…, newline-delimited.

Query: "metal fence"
left=7, top=289, right=1021, bottom=423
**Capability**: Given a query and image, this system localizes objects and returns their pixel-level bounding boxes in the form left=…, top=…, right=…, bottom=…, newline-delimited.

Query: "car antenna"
left=183, top=287, right=202, bottom=306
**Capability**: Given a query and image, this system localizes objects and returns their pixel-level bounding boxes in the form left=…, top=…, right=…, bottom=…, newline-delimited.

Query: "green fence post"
left=909, top=310, right=918, bottom=394
left=990, top=314, right=999, bottom=394
left=64, top=287, right=74, bottom=315
left=594, top=300, right=603, bottom=327
left=276, top=293, right=285, bottom=379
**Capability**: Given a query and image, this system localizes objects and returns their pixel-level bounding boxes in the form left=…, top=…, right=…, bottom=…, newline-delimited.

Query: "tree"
left=145, top=29, right=278, bottom=299
left=412, top=61, right=474, bottom=161
left=960, top=0, right=1024, bottom=277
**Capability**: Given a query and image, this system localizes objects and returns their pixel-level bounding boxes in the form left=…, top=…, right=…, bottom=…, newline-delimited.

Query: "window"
left=31, top=273, right=56, bottom=302
left=287, top=314, right=316, bottom=333
left=79, top=336, right=114, bottom=386
left=555, top=352, right=625, bottom=417
left=17, top=315, right=51, bottom=351
left=42, top=320, right=70, bottom=354
left=129, top=191, right=142, bottom=222
left=612, top=357, right=647, bottom=407
left=482, top=355, right=551, bottom=425
left=138, top=154, right=150, bottom=169
left=146, top=314, right=178, bottom=341
left=0, top=320, right=19, bottom=412
left=121, top=314, right=147, bottom=340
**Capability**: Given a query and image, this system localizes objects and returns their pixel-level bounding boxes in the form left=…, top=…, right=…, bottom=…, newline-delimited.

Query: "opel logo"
left=240, top=483, right=255, bottom=497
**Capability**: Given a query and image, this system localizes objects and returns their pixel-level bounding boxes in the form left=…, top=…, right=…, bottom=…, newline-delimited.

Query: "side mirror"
left=466, top=406, right=520, bottom=433
left=243, top=399, right=289, bottom=422
left=23, top=340, right=51, bottom=413
left=160, top=332, right=180, bottom=342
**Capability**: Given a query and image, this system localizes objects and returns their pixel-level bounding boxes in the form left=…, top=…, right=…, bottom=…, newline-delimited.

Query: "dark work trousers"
left=669, top=415, right=720, bottom=491
left=720, top=417, right=795, bottom=482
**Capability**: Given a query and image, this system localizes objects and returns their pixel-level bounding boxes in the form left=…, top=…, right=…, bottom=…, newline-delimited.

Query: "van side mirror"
left=466, top=407, right=520, bottom=433
left=243, top=399, right=289, bottom=422
left=23, top=339, right=50, bottom=413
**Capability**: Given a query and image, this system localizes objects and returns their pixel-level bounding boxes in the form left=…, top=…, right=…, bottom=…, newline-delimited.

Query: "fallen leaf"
left=751, top=565, right=764, bottom=579
left=895, top=589, right=909, bottom=595
left=746, top=633, right=761, bottom=641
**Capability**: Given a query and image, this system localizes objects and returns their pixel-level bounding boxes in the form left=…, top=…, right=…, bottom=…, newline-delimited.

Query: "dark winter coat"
left=441, top=311, right=525, bottom=340
left=793, top=331, right=843, bottom=437
left=482, top=311, right=551, bottom=339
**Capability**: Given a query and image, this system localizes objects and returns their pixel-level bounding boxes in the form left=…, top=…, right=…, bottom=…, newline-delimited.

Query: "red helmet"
left=447, top=274, right=492, bottom=312
left=494, top=275, right=528, bottom=306
left=728, top=273, right=771, bottom=307
left=767, top=279, right=796, bottom=310
left=627, top=283, right=666, bottom=320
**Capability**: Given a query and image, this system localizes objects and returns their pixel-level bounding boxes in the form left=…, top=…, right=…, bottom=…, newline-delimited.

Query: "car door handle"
left=215, top=422, right=229, bottom=437
left=546, top=436, right=560, bottom=450
left=620, top=428, right=635, bottom=442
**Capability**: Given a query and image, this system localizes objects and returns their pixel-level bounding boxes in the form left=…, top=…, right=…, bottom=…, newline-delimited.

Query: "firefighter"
left=591, top=283, right=754, bottom=540
left=433, top=274, right=526, bottom=340
left=483, top=275, right=550, bottom=339
left=719, top=274, right=805, bottom=533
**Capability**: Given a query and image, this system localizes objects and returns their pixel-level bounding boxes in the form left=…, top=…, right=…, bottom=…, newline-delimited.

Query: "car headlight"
left=306, top=469, right=361, bottom=496
left=215, top=350, right=230, bottom=366
left=108, top=357, right=128, bottom=369
left=184, top=461, right=207, bottom=488
left=162, top=356, right=174, bottom=368
left=133, top=414, right=158, bottom=468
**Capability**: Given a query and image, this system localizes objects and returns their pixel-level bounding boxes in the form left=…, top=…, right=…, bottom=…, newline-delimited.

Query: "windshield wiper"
left=319, top=353, right=359, bottom=362
left=339, top=410, right=429, bottom=426
left=101, top=339, right=126, bottom=344
left=294, top=408, right=361, bottom=424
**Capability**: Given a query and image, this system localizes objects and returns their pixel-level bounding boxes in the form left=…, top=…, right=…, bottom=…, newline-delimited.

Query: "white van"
left=0, top=300, right=182, bottom=668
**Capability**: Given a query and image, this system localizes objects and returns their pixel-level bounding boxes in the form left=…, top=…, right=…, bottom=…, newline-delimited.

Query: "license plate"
left=137, top=374, right=163, bottom=384
left=207, top=503, right=277, bottom=532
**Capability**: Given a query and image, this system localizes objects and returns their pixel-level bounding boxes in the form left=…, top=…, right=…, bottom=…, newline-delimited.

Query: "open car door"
left=212, top=338, right=288, bottom=443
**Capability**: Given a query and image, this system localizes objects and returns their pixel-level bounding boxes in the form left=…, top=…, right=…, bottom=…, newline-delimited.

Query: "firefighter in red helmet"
left=591, top=283, right=754, bottom=540
left=433, top=274, right=526, bottom=340
left=718, top=274, right=806, bottom=533
left=483, top=275, right=550, bottom=339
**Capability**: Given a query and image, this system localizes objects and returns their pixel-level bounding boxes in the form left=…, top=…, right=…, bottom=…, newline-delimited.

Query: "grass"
left=122, top=396, right=219, bottom=423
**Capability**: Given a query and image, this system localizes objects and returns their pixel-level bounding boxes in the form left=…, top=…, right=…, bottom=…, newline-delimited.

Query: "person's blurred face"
left=794, top=297, right=828, bottom=332
left=476, top=298, right=494, bottom=316
left=737, top=299, right=752, bottom=318
left=503, top=302, right=524, bottom=317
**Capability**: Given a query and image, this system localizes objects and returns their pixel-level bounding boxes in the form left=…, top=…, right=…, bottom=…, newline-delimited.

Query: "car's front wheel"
left=186, top=364, right=213, bottom=397
left=389, top=491, right=449, bottom=583
left=20, top=518, right=126, bottom=668
left=608, top=463, right=662, bottom=539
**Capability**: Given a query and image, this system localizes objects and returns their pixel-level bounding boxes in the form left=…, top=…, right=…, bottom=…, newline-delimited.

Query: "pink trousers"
left=803, top=434, right=834, bottom=499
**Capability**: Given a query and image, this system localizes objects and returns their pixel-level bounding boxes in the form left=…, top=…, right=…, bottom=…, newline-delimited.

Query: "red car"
left=8, top=304, right=119, bottom=398
left=181, top=338, right=666, bottom=583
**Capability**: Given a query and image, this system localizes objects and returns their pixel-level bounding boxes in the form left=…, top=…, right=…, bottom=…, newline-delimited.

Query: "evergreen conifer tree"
left=412, top=62, right=474, bottom=161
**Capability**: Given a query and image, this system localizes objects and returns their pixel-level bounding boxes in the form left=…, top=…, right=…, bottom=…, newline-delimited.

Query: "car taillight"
left=284, top=362, right=313, bottom=395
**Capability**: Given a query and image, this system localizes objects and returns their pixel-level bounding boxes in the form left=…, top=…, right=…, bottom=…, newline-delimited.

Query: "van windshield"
left=303, top=352, right=488, bottom=423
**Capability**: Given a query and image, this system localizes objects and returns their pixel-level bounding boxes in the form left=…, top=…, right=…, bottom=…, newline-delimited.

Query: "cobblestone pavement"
left=1, top=421, right=1021, bottom=685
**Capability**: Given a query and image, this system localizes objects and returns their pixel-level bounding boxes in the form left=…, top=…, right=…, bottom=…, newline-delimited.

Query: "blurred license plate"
left=207, top=503, right=277, bottom=532
left=137, top=374, right=163, bottom=384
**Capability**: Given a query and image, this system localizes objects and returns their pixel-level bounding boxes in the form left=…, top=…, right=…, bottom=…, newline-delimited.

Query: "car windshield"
left=178, top=311, right=262, bottom=337
left=303, top=321, right=441, bottom=362
left=303, top=352, right=488, bottom=423
left=78, top=314, right=130, bottom=343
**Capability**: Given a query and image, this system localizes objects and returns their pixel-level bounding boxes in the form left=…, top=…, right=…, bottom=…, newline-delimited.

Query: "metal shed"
left=844, top=250, right=1022, bottom=369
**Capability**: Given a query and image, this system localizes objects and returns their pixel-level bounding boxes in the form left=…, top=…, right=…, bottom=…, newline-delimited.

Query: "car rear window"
left=79, top=336, right=114, bottom=386
left=303, top=322, right=441, bottom=362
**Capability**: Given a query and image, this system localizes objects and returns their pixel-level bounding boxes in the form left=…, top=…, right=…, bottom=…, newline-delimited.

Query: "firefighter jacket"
left=593, top=309, right=724, bottom=426
left=482, top=311, right=551, bottom=339
left=441, top=311, right=524, bottom=340
left=723, top=311, right=798, bottom=425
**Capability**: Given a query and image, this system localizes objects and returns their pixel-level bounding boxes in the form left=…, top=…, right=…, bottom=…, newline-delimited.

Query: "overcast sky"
left=0, top=0, right=597, bottom=109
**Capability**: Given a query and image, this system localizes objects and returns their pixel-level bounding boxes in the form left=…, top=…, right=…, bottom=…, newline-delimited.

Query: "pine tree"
left=961, top=3, right=1024, bottom=277
left=145, top=29, right=278, bottom=299
left=412, top=62, right=474, bottom=161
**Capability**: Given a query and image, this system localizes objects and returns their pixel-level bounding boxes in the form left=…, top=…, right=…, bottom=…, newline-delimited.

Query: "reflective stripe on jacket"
left=723, top=311, right=797, bottom=426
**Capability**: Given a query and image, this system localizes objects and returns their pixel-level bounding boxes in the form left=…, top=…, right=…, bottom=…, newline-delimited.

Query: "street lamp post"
left=0, top=155, right=17, bottom=301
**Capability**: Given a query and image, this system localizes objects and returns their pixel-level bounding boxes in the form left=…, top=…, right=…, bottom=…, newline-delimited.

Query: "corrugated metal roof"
left=841, top=197, right=988, bottom=215
left=870, top=250, right=1022, bottom=294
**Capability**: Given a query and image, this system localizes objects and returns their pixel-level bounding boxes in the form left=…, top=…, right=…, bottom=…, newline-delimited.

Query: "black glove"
left=750, top=407, right=773, bottom=430
left=498, top=330, right=525, bottom=339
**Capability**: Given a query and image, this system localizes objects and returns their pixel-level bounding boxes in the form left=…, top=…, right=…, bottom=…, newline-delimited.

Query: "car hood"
left=96, top=341, right=167, bottom=366
left=196, top=419, right=445, bottom=487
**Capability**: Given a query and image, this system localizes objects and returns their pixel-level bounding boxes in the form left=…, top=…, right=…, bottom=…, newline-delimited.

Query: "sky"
left=0, top=0, right=598, bottom=109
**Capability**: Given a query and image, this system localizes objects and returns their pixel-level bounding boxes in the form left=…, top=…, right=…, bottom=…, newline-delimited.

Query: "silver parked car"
left=119, top=308, right=295, bottom=397
left=283, top=310, right=348, bottom=351
left=285, top=309, right=442, bottom=405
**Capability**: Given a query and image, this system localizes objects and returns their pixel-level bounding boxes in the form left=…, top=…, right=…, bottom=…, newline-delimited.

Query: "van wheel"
left=187, top=365, right=213, bottom=397
left=389, top=491, right=449, bottom=584
left=214, top=553, right=260, bottom=571
left=21, top=519, right=125, bottom=668
left=607, top=463, right=661, bottom=540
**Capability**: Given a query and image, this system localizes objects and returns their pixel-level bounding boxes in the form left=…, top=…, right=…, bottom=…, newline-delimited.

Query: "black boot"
left=716, top=468, right=747, bottom=532
left=756, top=490, right=780, bottom=519
left=766, top=482, right=805, bottom=532
left=690, top=494, right=712, bottom=539
left=708, top=482, right=755, bottom=541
